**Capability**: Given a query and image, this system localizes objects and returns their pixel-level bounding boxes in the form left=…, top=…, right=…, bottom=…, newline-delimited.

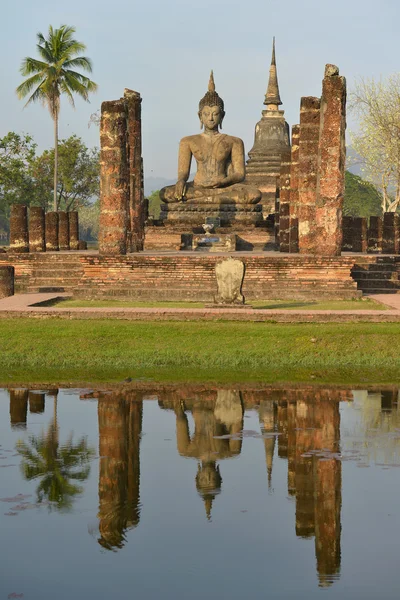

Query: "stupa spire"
left=264, top=37, right=282, bottom=108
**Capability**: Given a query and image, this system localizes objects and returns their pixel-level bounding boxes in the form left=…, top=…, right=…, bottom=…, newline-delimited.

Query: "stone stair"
left=24, top=254, right=83, bottom=293
left=351, top=256, right=400, bottom=294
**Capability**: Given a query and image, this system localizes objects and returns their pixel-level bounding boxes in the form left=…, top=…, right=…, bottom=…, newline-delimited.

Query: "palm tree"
left=16, top=25, right=98, bottom=211
left=16, top=394, right=95, bottom=511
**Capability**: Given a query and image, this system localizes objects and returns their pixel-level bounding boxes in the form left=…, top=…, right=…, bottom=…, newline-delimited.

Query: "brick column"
left=45, top=212, right=59, bottom=251
left=124, top=89, right=145, bottom=252
left=278, top=149, right=292, bottom=252
left=274, top=180, right=280, bottom=248
left=382, top=212, right=400, bottom=254
left=341, top=216, right=353, bottom=252
left=367, top=216, right=383, bottom=253
left=9, top=205, right=29, bottom=253
left=297, top=97, right=321, bottom=253
left=315, top=65, right=347, bottom=256
left=99, top=100, right=129, bottom=255
left=29, top=206, right=45, bottom=252
left=68, top=211, right=79, bottom=250
left=58, top=211, right=70, bottom=250
left=352, top=217, right=367, bottom=252
left=0, top=266, right=14, bottom=298
left=289, top=124, right=300, bottom=253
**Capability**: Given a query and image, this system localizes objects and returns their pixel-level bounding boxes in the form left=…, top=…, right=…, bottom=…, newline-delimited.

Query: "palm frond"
left=19, top=57, right=48, bottom=76
left=62, top=56, right=93, bottom=72
left=16, top=73, right=46, bottom=99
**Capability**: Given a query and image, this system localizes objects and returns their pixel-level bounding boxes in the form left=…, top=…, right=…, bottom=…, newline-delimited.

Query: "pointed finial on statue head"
left=208, top=70, right=216, bottom=92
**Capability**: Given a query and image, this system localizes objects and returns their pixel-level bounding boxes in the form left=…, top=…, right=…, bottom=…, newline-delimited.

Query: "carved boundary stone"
left=382, top=212, right=400, bottom=254
left=214, top=258, right=245, bottom=305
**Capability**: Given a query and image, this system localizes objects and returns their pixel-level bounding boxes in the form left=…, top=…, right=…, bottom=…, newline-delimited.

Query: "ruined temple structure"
left=277, top=64, right=347, bottom=256
left=99, top=89, right=146, bottom=255
left=246, top=38, right=291, bottom=216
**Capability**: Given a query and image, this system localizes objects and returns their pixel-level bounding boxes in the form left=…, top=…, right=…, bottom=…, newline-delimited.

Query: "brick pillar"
left=352, top=217, right=367, bottom=252
left=45, top=212, right=59, bottom=251
left=274, top=180, right=280, bottom=248
left=341, top=216, right=353, bottom=251
left=289, top=124, right=300, bottom=253
left=29, top=206, right=45, bottom=252
left=297, top=97, right=321, bottom=254
left=68, top=211, right=79, bottom=250
left=124, top=89, right=145, bottom=252
left=0, top=266, right=14, bottom=298
left=58, top=211, right=70, bottom=250
left=99, top=100, right=129, bottom=255
left=382, top=212, right=400, bottom=254
left=279, top=149, right=292, bottom=252
left=9, top=205, right=29, bottom=253
left=29, top=392, right=45, bottom=414
left=367, top=216, right=383, bottom=253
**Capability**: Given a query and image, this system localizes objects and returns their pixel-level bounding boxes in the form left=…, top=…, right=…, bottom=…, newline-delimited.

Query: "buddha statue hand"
left=174, top=179, right=187, bottom=201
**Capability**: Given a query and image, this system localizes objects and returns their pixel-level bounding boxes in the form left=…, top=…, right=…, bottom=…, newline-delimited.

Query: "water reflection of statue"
left=161, top=390, right=244, bottom=519
left=97, top=395, right=142, bottom=550
left=160, top=73, right=262, bottom=226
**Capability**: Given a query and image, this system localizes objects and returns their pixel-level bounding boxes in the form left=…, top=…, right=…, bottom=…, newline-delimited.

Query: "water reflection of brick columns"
left=9, top=389, right=29, bottom=429
left=97, top=394, right=142, bottom=550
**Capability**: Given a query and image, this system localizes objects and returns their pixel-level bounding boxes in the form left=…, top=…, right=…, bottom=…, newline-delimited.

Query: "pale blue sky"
left=2, top=0, right=399, bottom=179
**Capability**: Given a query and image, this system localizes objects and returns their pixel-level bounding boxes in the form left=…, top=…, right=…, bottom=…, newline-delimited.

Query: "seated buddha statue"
left=160, top=72, right=262, bottom=226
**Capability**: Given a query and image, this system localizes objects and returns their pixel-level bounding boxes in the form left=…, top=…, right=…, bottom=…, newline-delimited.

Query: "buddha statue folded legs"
left=159, top=72, right=263, bottom=227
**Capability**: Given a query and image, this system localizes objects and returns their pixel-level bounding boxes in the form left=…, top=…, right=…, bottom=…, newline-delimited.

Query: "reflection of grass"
left=0, top=319, right=400, bottom=385
left=56, top=298, right=385, bottom=310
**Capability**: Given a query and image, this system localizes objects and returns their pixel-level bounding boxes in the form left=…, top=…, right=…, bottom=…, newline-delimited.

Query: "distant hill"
left=144, top=177, right=174, bottom=196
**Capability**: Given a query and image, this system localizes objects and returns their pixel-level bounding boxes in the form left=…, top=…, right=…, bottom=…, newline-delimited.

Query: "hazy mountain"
left=144, top=177, right=174, bottom=196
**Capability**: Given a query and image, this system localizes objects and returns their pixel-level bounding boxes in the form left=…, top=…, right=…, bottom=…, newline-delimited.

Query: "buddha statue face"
left=199, top=105, right=224, bottom=131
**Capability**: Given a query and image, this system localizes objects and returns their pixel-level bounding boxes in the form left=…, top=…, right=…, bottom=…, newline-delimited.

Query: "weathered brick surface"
left=0, top=253, right=362, bottom=300
left=10, top=205, right=29, bottom=253
left=45, top=212, right=59, bottom=251
left=297, top=98, right=321, bottom=254
left=367, top=216, right=383, bottom=253
left=341, top=216, right=353, bottom=252
left=0, top=265, right=14, bottom=298
left=124, top=89, right=145, bottom=252
left=382, top=212, right=400, bottom=254
left=289, top=125, right=300, bottom=253
left=68, top=212, right=79, bottom=250
left=58, top=212, right=70, bottom=251
left=29, top=207, right=45, bottom=252
left=278, top=150, right=292, bottom=252
left=99, top=100, right=129, bottom=255
left=352, top=217, right=367, bottom=253
left=315, top=65, right=346, bottom=255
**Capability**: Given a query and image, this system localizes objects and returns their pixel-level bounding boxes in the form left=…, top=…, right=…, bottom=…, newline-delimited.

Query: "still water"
left=1, top=385, right=400, bottom=599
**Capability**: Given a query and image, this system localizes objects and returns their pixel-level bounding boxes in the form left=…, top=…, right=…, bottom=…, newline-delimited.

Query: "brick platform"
left=0, top=251, right=365, bottom=301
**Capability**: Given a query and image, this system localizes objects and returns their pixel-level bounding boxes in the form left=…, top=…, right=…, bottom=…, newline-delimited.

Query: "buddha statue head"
left=198, top=71, right=225, bottom=131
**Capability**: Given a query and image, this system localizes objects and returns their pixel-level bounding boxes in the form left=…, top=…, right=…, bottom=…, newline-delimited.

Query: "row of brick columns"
left=342, top=213, right=400, bottom=254
left=99, top=88, right=146, bottom=255
left=277, top=65, right=346, bottom=256
left=9, top=205, right=83, bottom=253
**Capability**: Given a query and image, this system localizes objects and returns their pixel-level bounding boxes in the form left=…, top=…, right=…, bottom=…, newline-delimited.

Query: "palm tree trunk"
left=54, top=114, right=58, bottom=211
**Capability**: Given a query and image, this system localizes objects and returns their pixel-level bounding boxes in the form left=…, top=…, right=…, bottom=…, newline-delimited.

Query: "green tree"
left=16, top=24, right=97, bottom=211
left=349, top=75, right=400, bottom=212
left=16, top=395, right=95, bottom=511
left=0, top=132, right=36, bottom=230
left=344, top=171, right=383, bottom=218
left=32, top=135, right=100, bottom=211
left=79, top=198, right=100, bottom=240
left=148, top=189, right=162, bottom=219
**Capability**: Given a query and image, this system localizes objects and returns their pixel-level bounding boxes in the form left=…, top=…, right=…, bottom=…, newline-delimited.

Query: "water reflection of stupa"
left=97, top=393, right=143, bottom=550
left=159, top=389, right=244, bottom=519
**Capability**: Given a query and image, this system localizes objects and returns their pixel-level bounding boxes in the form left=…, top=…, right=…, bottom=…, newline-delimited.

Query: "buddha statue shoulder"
left=160, top=72, right=261, bottom=206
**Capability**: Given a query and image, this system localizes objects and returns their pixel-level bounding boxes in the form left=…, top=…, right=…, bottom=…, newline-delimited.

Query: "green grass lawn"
left=0, top=319, right=399, bottom=386
left=55, top=297, right=386, bottom=310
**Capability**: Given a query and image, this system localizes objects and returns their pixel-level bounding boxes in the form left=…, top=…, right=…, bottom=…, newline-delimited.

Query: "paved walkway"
left=0, top=292, right=399, bottom=322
